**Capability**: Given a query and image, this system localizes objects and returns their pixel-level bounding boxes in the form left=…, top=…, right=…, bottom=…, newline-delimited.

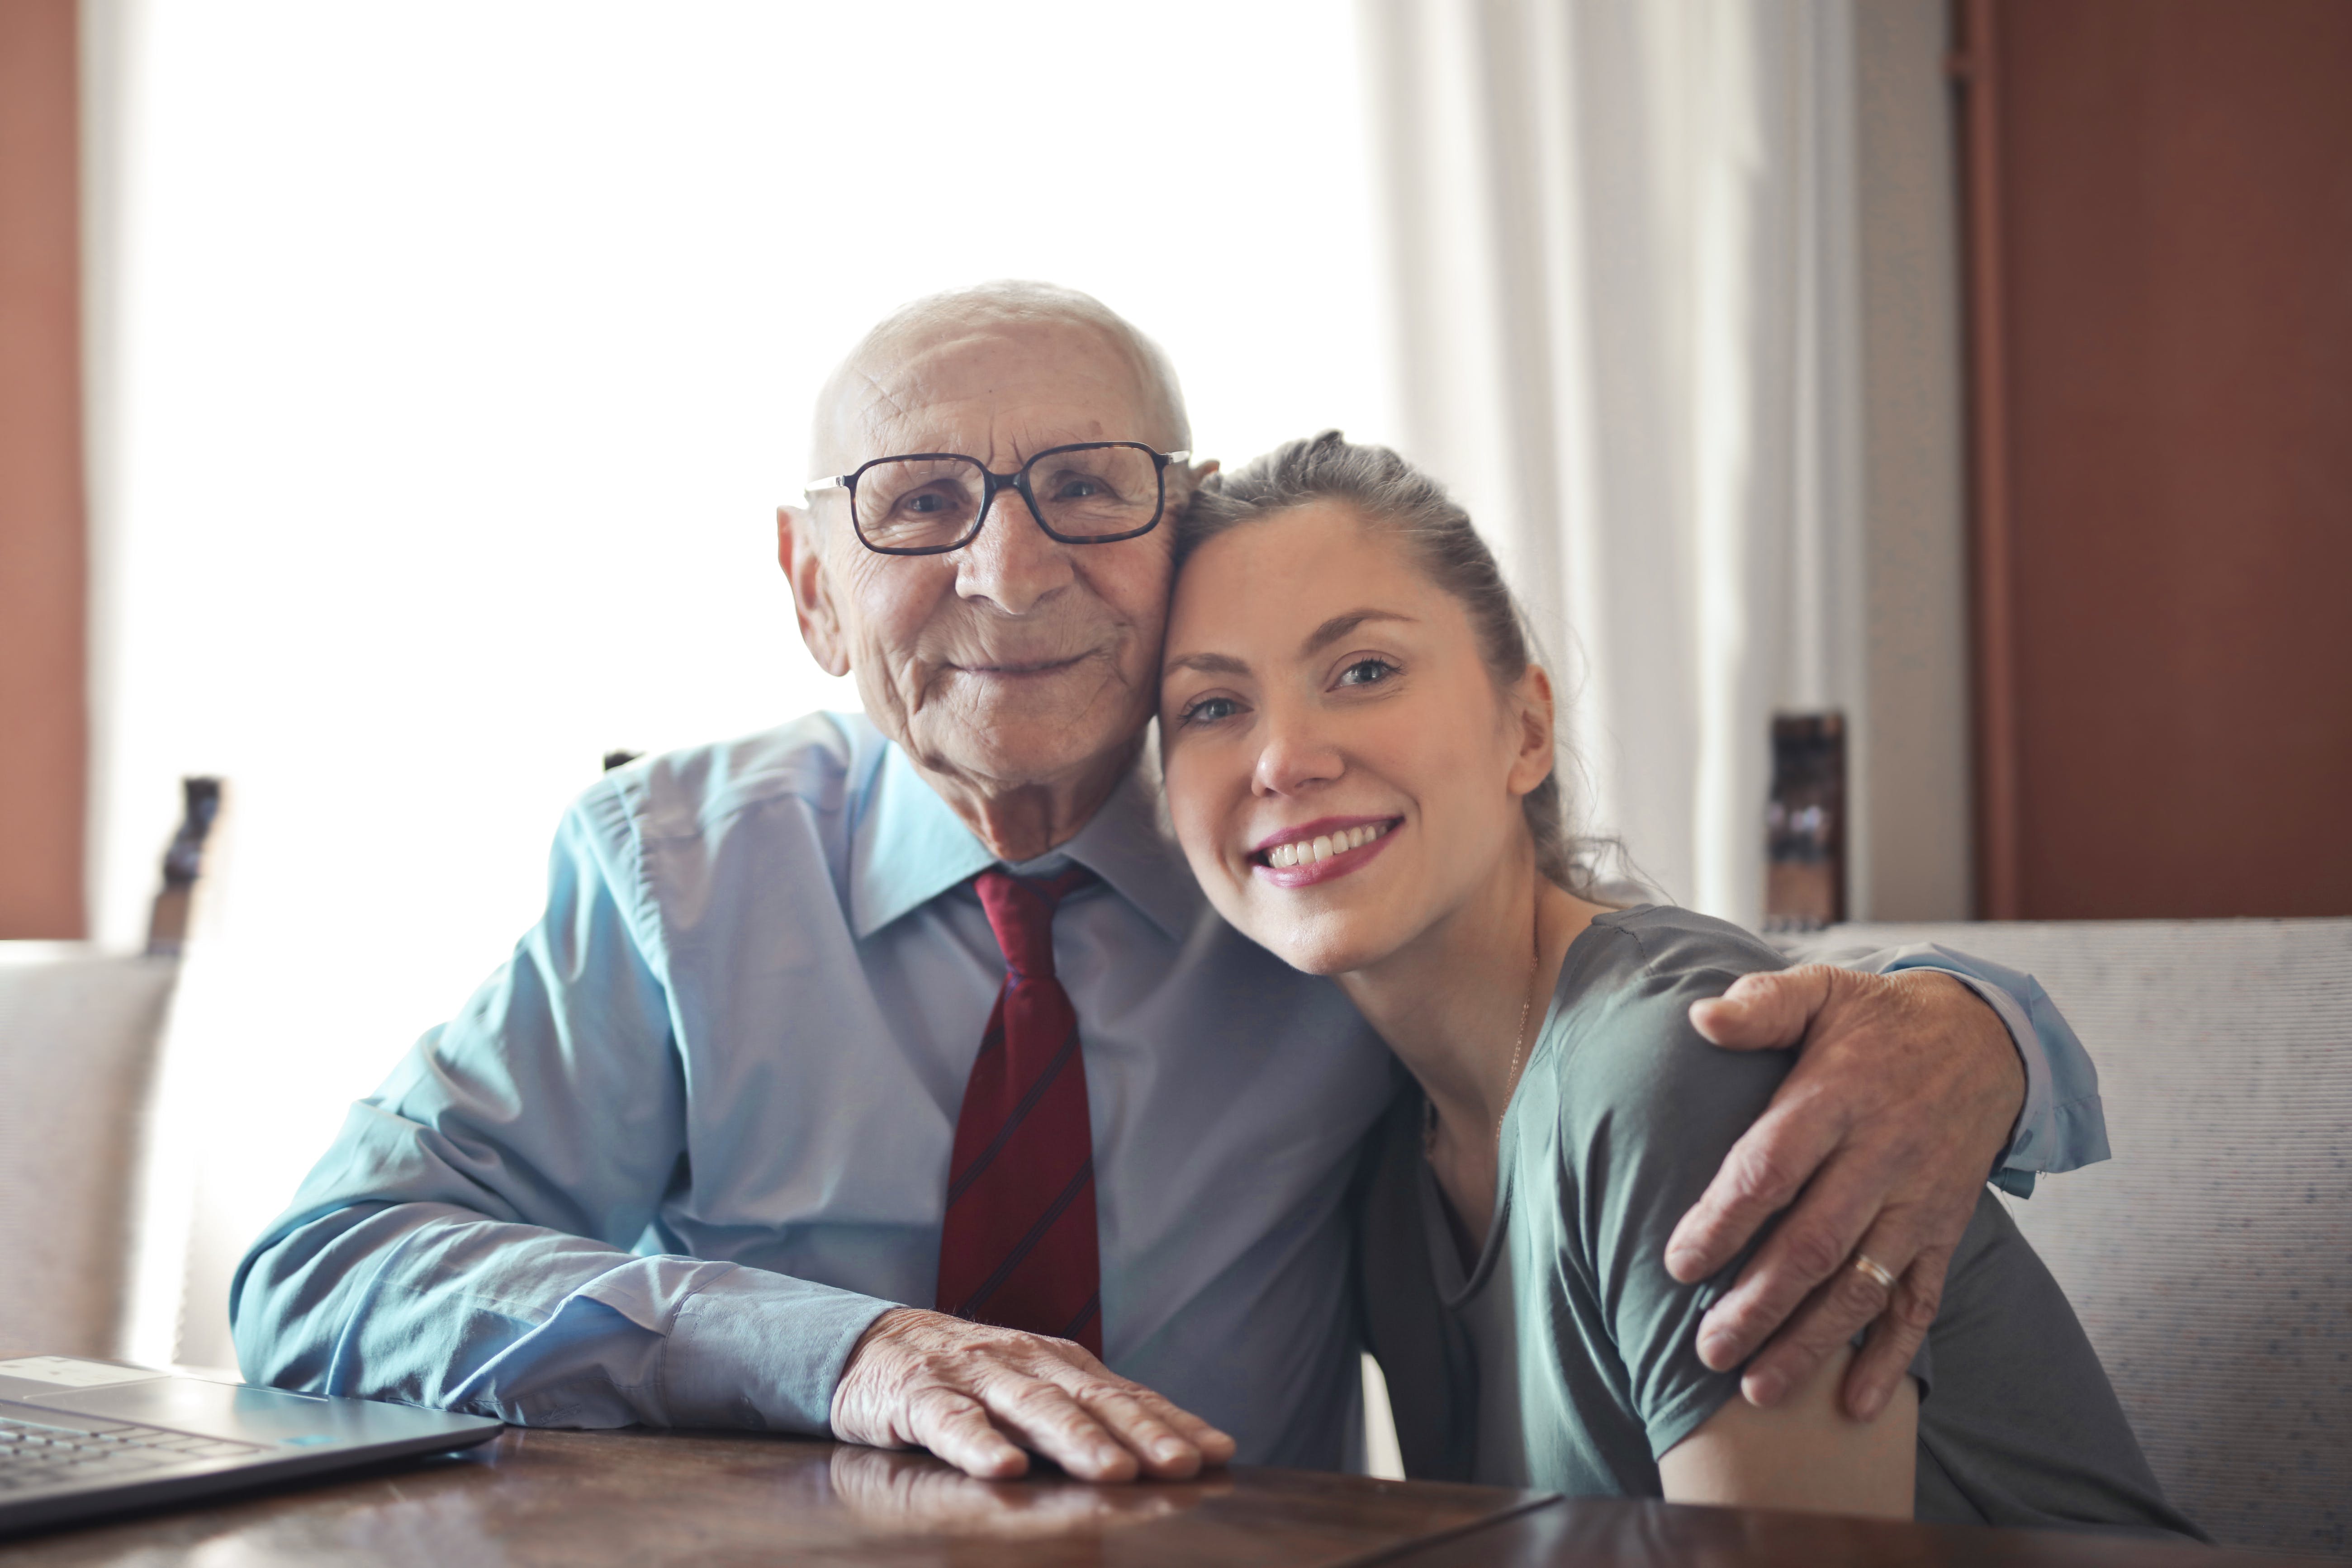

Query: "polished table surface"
left=0, top=1426, right=2329, bottom=1567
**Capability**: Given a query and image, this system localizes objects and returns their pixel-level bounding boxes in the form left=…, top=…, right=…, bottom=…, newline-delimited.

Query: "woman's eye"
left=1179, top=696, right=1240, bottom=727
left=1336, top=658, right=1398, bottom=687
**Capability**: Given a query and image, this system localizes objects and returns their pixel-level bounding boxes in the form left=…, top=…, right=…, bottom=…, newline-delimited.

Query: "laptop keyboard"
left=0, top=1411, right=264, bottom=1492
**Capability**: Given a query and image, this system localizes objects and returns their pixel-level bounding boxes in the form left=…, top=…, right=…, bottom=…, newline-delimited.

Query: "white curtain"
left=1358, top=0, right=1870, bottom=927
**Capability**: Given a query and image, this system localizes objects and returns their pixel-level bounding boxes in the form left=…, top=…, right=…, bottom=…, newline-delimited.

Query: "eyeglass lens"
left=852, top=445, right=1162, bottom=552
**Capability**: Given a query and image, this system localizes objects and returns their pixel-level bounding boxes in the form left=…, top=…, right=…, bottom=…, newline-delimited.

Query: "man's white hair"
left=811, top=280, right=1191, bottom=469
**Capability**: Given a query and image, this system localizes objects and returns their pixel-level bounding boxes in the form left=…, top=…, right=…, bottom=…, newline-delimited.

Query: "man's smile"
left=951, top=654, right=1092, bottom=679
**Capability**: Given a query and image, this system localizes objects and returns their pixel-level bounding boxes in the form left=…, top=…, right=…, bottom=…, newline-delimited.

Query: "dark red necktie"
left=935, top=866, right=1103, bottom=1355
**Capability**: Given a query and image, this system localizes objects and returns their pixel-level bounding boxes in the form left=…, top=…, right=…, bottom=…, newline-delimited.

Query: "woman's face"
left=1159, top=500, right=1552, bottom=976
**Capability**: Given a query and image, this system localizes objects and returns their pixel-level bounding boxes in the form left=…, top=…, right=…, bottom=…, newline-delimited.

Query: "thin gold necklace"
left=1496, top=898, right=1543, bottom=1142
left=1426, top=895, right=1547, bottom=1153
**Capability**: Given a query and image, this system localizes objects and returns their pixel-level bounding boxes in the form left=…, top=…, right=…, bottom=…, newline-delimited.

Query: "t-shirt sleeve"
left=1552, top=919, right=1799, bottom=1460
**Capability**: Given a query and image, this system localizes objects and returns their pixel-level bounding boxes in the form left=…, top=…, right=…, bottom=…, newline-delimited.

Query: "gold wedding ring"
left=1851, top=1252, right=1899, bottom=1292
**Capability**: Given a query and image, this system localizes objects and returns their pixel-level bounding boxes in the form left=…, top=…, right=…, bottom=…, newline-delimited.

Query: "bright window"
left=90, top=1, right=1393, bottom=1361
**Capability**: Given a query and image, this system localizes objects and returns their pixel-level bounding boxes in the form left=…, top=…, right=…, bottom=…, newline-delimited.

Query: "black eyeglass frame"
left=802, top=441, right=1192, bottom=557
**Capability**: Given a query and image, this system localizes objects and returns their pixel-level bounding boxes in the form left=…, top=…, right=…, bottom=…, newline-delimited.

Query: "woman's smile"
left=1249, top=815, right=1404, bottom=886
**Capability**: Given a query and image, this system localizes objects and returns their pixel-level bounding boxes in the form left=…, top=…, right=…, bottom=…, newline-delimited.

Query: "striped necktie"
left=935, top=865, right=1103, bottom=1355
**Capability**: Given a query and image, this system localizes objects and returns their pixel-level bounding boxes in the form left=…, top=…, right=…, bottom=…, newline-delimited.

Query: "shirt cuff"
left=1871, top=957, right=2063, bottom=1194
left=1811, top=942, right=2112, bottom=1194
left=1934, top=971, right=2056, bottom=1186
left=1880, top=961, right=2113, bottom=1197
left=659, top=1265, right=898, bottom=1435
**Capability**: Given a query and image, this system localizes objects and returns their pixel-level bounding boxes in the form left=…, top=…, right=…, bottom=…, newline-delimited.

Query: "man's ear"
left=1172, top=456, right=1220, bottom=508
left=1160, top=455, right=1220, bottom=526
left=1507, top=663, right=1558, bottom=798
left=777, top=504, right=851, bottom=677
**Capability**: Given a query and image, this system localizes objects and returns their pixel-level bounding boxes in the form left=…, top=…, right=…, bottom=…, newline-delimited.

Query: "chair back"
left=0, top=776, right=221, bottom=1360
left=1794, top=918, right=2352, bottom=1556
left=0, top=948, right=179, bottom=1356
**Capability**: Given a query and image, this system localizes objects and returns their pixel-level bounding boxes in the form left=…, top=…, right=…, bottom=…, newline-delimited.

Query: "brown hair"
left=1176, top=430, right=1593, bottom=893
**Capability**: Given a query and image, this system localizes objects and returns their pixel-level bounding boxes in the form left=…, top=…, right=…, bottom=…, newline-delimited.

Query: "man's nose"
left=954, top=488, right=1073, bottom=616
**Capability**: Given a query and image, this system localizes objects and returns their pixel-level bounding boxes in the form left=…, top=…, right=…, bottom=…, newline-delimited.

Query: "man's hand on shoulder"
left=829, top=1308, right=1238, bottom=1483
left=1664, top=966, right=2024, bottom=1421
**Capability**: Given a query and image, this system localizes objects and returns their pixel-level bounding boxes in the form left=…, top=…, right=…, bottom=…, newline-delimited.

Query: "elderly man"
left=234, top=283, right=2105, bottom=1483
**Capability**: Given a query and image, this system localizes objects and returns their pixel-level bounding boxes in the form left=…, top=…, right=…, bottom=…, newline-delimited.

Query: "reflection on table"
left=0, top=1426, right=2334, bottom=1568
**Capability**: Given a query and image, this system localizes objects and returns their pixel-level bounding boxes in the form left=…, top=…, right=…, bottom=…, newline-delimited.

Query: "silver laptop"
left=0, top=1355, right=502, bottom=1535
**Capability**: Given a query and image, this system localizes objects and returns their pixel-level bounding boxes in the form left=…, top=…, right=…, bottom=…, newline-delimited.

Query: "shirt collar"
left=849, top=738, right=1202, bottom=942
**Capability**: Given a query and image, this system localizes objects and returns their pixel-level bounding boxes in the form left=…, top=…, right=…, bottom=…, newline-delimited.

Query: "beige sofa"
left=1791, top=918, right=2352, bottom=1557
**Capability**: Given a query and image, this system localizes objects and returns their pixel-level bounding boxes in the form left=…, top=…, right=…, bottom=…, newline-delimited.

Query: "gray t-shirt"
left=1358, top=905, right=2200, bottom=1536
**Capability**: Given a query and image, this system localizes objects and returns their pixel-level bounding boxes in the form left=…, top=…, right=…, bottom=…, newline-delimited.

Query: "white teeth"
left=1264, top=822, right=1393, bottom=869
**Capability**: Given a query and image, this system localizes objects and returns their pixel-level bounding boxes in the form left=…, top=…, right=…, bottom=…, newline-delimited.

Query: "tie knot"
left=973, top=866, right=1094, bottom=980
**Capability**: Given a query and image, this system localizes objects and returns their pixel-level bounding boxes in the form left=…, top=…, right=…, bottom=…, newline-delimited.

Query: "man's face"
left=782, top=318, right=1188, bottom=800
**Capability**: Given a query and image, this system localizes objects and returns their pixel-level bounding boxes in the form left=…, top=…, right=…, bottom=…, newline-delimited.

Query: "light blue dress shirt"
left=230, top=712, right=2109, bottom=1469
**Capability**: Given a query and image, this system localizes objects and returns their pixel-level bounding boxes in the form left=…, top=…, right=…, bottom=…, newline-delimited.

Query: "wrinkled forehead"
left=815, top=317, right=1176, bottom=474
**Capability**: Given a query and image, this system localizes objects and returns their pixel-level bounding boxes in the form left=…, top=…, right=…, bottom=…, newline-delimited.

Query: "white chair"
left=1792, top=918, right=2352, bottom=1557
left=0, top=947, right=179, bottom=1357
left=0, top=777, right=219, bottom=1361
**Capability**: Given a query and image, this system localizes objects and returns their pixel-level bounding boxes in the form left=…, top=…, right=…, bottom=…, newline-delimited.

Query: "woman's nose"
left=1252, top=708, right=1344, bottom=797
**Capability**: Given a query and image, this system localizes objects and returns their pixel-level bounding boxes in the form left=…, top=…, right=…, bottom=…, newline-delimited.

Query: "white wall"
left=1854, top=0, right=1973, bottom=919
left=82, top=0, right=1396, bottom=1365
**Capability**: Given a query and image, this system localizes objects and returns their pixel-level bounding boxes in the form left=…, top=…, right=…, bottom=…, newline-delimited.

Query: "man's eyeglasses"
left=803, top=442, right=1191, bottom=556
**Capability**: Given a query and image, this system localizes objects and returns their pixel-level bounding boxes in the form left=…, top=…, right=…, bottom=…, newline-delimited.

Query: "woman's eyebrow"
left=1165, top=651, right=1251, bottom=677
left=1301, top=609, right=1416, bottom=655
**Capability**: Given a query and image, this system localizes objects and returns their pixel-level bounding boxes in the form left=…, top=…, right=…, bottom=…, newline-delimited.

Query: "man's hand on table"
left=830, top=1307, right=1238, bottom=1483
left=1668, top=966, right=2025, bottom=1422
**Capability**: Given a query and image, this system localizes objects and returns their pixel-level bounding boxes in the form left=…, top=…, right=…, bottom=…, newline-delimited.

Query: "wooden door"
left=1959, top=0, right=2352, bottom=918
left=0, top=0, right=89, bottom=938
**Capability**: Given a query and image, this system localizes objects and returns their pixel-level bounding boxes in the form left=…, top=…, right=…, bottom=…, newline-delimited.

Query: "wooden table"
left=0, top=1428, right=2328, bottom=1567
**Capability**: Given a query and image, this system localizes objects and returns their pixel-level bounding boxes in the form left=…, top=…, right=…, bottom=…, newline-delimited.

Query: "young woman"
left=1156, top=432, right=2197, bottom=1532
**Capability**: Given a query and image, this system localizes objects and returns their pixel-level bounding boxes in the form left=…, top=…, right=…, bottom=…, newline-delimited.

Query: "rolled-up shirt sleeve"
left=1814, top=942, right=2110, bottom=1197
left=229, top=798, right=895, bottom=1434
